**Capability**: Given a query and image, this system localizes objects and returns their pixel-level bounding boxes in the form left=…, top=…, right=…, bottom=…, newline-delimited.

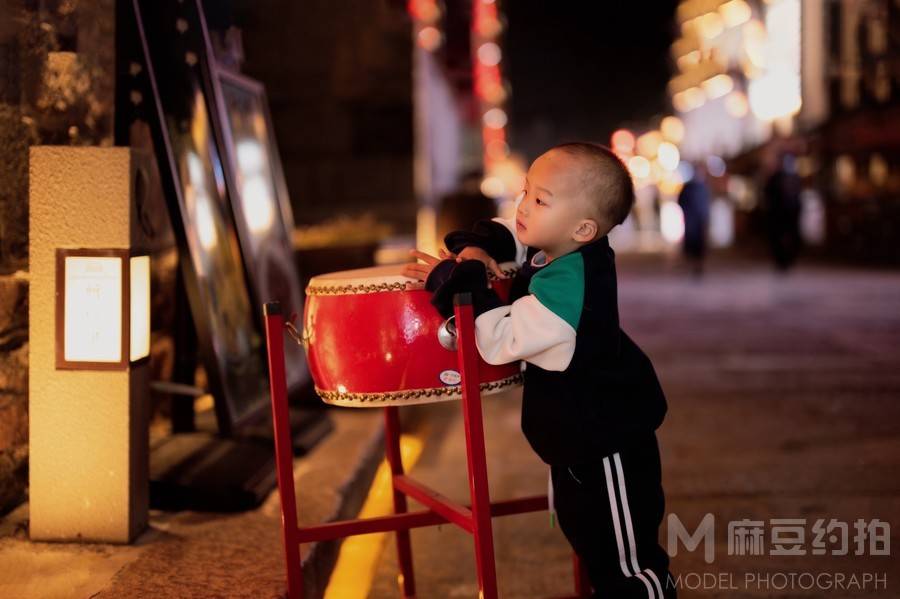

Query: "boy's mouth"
left=516, top=219, right=526, bottom=231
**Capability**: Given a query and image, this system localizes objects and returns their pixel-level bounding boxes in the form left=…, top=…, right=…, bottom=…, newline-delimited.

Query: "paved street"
left=367, top=254, right=900, bottom=598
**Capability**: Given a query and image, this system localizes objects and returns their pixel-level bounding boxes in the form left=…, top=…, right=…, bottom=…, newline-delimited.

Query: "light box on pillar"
left=55, top=249, right=151, bottom=370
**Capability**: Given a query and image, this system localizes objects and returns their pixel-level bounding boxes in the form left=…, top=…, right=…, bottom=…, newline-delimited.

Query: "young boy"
left=405, top=142, right=676, bottom=598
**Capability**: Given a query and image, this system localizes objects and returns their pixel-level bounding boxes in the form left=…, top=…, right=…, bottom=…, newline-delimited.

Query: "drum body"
left=303, top=263, right=521, bottom=407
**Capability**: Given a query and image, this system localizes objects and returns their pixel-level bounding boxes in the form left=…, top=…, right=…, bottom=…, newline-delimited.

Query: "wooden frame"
left=209, top=66, right=309, bottom=398
left=124, top=0, right=271, bottom=434
left=213, top=69, right=297, bottom=245
left=55, top=248, right=131, bottom=371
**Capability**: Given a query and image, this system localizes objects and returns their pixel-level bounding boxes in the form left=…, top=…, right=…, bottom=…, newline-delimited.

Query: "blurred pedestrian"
left=677, top=163, right=711, bottom=277
left=764, top=153, right=803, bottom=271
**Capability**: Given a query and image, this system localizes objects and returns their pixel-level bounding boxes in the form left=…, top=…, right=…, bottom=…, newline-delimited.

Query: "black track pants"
left=550, top=434, right=677, bottom=599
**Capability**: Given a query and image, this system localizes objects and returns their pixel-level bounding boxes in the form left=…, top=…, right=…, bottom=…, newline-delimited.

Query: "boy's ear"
left=573, top=218, right=599, bottom=242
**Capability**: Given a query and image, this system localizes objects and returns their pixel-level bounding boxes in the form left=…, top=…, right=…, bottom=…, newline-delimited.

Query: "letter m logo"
left=668, top=513, right=715, bottom=564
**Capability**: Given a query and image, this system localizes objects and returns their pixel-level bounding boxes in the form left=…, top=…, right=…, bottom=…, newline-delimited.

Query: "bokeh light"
left=482, top=107, right=508, bottom=129
left=660, top=116, right=684, bottom=144
left=417, top=26, right=443, bottom=51
left=477, top=42, right=502, bottom=66
left=611, top=129, right=636, bottom=154
left=628, top=155, right=651, bottom=179
left=637, top=131, right=663, bottom=158
left=660, top=201, right=685, bottom=243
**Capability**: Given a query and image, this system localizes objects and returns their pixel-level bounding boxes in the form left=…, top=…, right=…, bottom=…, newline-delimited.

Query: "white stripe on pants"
left=603, top=454, right=657, bottom=598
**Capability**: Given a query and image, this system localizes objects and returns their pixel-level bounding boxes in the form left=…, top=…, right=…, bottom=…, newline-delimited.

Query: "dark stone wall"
left=0, top=0, right=116, bottom=515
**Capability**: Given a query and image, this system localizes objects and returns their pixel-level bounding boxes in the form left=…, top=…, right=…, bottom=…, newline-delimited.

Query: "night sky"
left=505, top=1, right=679, bottom=160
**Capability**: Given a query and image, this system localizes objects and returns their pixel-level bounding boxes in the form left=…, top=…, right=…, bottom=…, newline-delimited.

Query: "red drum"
left=303, top=263, right=521, bottom=407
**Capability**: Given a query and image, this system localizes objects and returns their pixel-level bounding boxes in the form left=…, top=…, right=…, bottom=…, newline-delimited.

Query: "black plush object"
left=425, top=259, right=504, bottom=320
left=444, top=219, right=518, bottom=263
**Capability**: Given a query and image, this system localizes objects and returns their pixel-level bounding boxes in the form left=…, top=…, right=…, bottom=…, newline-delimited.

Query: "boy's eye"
left=535, top=198, right=545, bottom=206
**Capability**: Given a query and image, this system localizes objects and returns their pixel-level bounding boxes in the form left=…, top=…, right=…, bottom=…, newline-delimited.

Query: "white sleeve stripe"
left=474, top=294, right=576, bottom=372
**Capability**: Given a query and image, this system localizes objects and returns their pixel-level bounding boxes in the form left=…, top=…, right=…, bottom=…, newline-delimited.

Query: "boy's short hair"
left=550, top=141, right=635, bottom=228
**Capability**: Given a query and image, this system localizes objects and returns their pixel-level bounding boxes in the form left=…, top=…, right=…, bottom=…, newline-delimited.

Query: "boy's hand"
left=457, top=246, right=506, bottom=279
left=402, top=248, right=457, bottom=287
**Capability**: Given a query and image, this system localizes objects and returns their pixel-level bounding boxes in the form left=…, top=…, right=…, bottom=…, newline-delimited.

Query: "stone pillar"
left=28, top=146, right=149, bottom=543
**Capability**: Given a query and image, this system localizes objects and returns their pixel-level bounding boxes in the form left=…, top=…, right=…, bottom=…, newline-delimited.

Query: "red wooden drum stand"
left=263, top=294, right=591, bottom=599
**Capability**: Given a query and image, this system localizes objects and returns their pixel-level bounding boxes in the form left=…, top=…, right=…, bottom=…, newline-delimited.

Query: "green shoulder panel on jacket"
left=528, top=251, right=584, bottom=330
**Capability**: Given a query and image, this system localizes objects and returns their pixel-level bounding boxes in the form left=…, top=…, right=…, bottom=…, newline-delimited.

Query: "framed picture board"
left=209, top=67, right=309, bottom=398
left=124, top=0, right=270, bottom=433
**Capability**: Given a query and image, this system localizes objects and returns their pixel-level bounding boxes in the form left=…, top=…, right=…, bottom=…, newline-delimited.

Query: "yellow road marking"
left=324, top=433, right=425, bottom=599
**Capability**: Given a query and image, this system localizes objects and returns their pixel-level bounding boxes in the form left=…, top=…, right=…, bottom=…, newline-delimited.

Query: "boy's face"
left=515, top=149, right=599, bottom=259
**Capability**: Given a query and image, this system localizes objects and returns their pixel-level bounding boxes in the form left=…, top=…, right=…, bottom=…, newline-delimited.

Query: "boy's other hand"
left=402, top=248, right=457, bottom=288
left=457, top=246, right=506, bottom=279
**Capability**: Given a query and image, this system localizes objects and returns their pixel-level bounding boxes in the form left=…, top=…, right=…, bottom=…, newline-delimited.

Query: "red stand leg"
left=263, top=303, right=304, bottom=599
left=384, top=406, right=417, bottom=597
left=453, top=294, right=499, bottom=599
left=573, top=554, right=592, bottom=597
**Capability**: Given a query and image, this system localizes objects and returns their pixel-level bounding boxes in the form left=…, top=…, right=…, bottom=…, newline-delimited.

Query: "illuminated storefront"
left=665, top=0, right=899, bottom=262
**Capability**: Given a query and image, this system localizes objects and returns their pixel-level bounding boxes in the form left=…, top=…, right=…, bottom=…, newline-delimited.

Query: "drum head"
left=306, top=261, right=518, bottom=297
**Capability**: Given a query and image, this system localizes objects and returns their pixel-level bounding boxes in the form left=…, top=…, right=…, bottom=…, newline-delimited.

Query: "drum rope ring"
left=284, top=312, right=309, bottom=348
left=437, top=315, right=457, bottom=351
